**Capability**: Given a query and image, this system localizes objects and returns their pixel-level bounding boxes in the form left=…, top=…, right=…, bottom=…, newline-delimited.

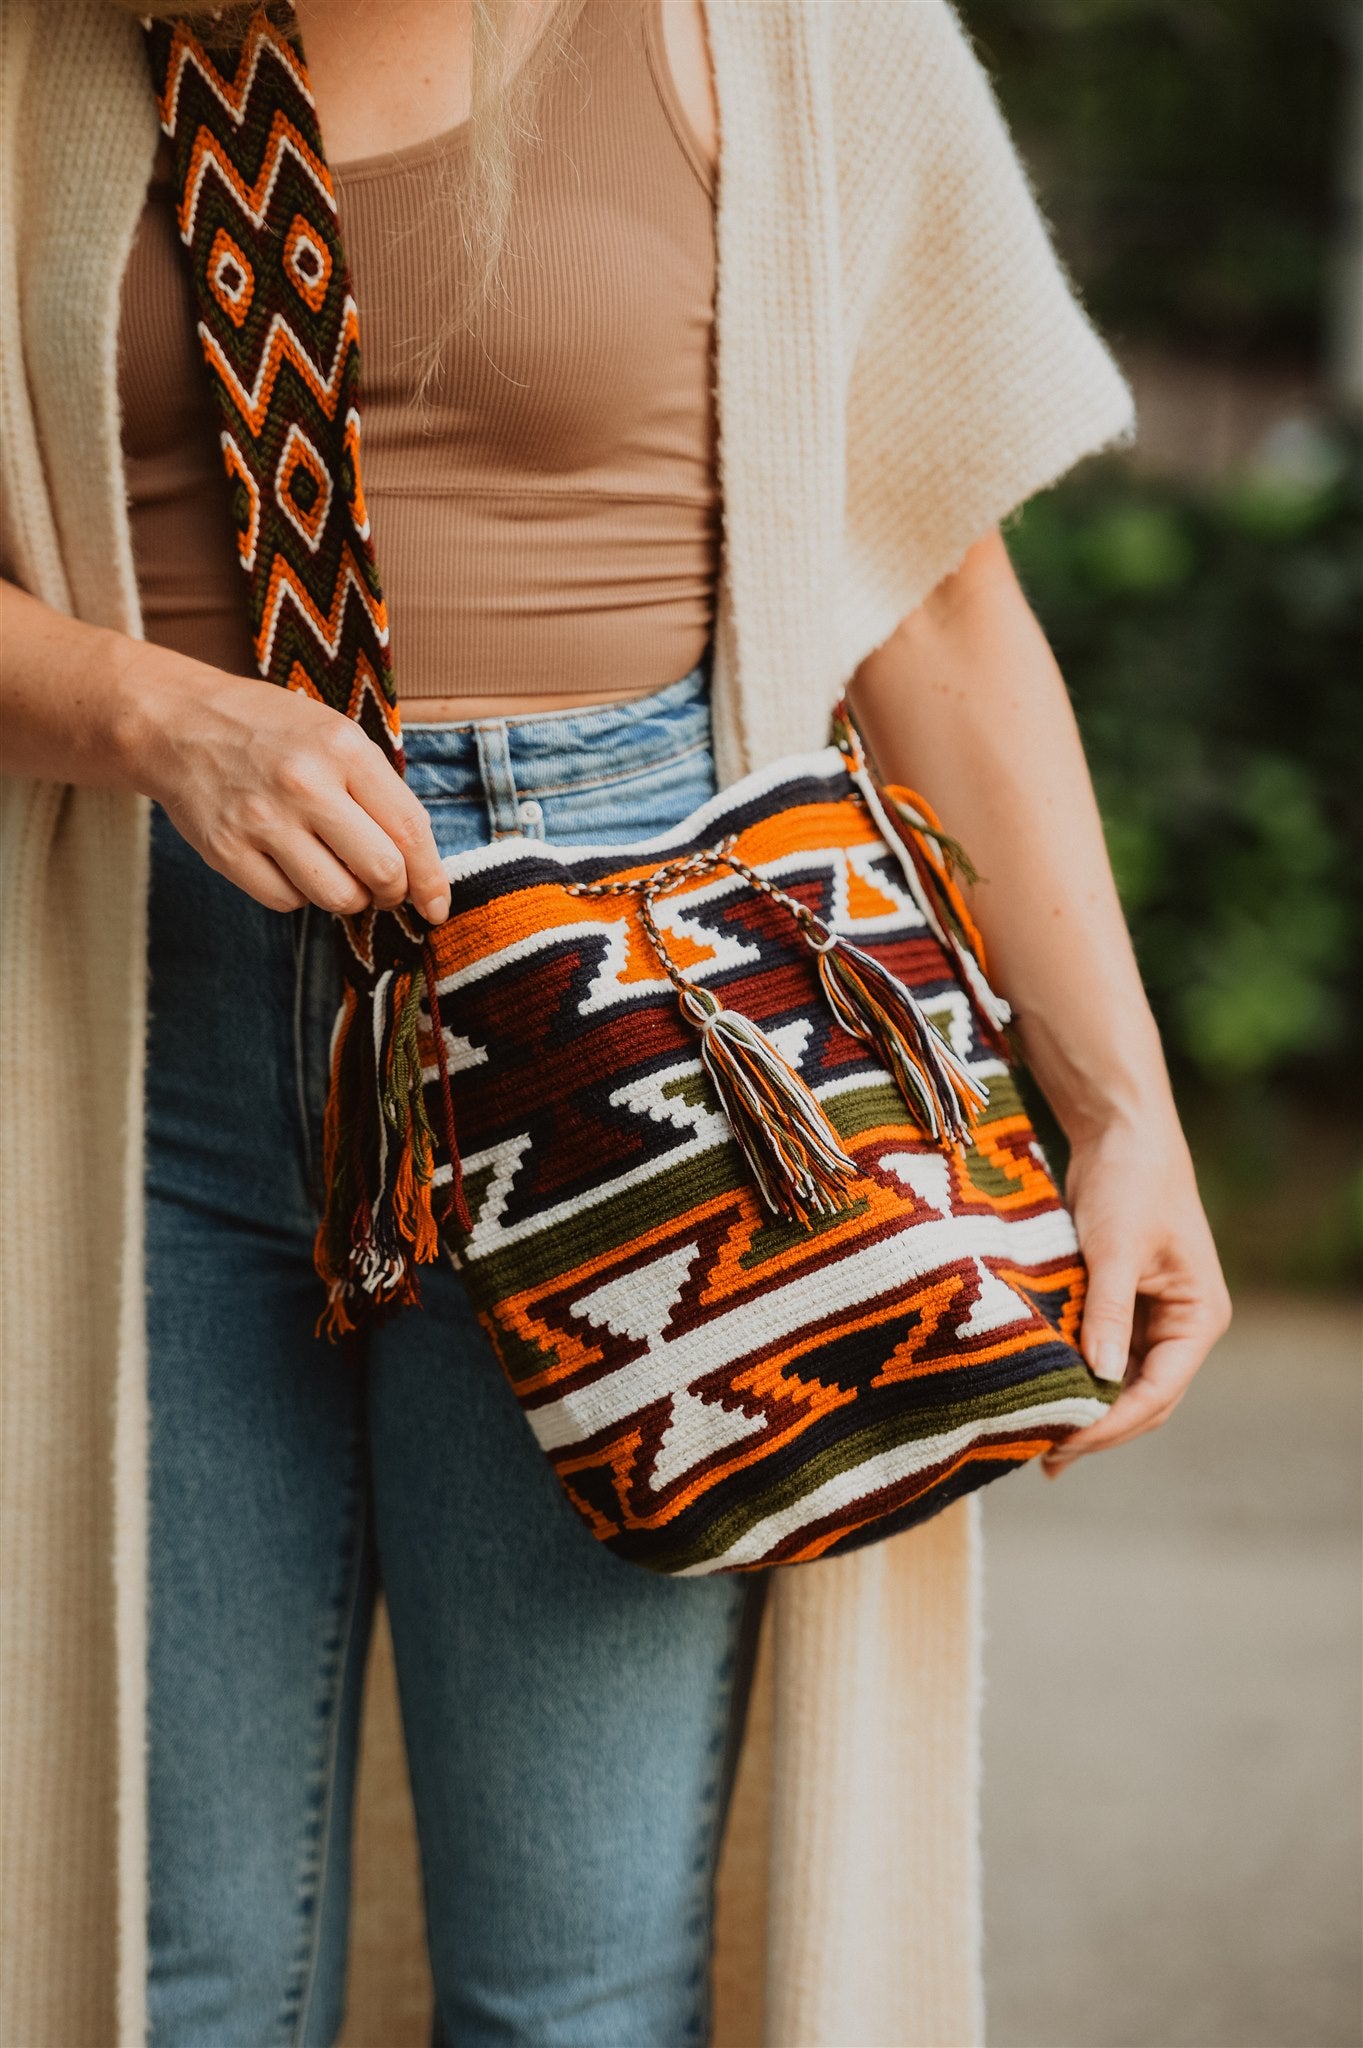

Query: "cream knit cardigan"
left=0, top=3, right=1134, bottom=2042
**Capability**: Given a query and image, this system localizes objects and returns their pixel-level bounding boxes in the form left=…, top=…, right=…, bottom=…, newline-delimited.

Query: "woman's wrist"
left=1008, top=1000, right=1180, bottom=1151
left=0, top=577, right=235, bottom=795
left=103, top=628, right=191, bottom=797
left=104, top=633, right=257, bottom=806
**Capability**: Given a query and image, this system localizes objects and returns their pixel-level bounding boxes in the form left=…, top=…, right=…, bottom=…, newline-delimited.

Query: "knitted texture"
left=142, top=17, right=398, bottom=763
left=422, top=740, right=1118, bottom=1573
left=1, top=3, right=1135, bottom=2040
left=0, top=8, right=159, bottom=2045
left=143, top=13, right=444, bottom=1336
left=700, top=0, right=1135, bottom=779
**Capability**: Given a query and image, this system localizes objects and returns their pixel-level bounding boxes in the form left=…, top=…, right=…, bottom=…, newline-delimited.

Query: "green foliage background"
left=966, top=0, right=1350, bottom=363
left=968, top=1, right=1362, bottom=1284
left=1009, top=432, right=1361, bottom=1096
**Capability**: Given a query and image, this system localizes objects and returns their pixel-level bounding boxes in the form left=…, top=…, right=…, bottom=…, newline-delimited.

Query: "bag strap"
left=144, top=10, right=446, bottom=1335
left=827, top=693, right=1011, bottom=1032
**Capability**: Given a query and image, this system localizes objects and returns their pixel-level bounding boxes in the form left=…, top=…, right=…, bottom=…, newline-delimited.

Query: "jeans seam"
left=513, top=734, right=711, bottom=803
left=679, top=1575, right=771, bottom=2041
left=679, top=1686, right=735, bottom=2041
left=410, top=738, right=710, bottom=823
left=401, top=692, right=649, bottom=732
left=275, top=1432, right=371, bottom=2046
left=293, top=902, right=317, bottom=1207
left=410, top=656, right=708, bottom=733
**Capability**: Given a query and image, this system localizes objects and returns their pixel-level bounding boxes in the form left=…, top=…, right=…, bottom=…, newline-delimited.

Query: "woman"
left=0, top=1, right=1230, bottom=2043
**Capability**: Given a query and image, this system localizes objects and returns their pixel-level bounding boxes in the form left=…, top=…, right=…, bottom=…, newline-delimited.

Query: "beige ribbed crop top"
left=116, top=0, right=720, bottom=704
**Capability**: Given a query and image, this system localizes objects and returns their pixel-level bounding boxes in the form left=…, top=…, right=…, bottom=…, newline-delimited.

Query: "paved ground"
left=981, top=1294, right=1362, bottom=2048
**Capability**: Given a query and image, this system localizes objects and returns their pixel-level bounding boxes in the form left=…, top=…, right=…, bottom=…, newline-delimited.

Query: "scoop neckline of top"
left=328, top=0, right=714, bottom=195
left=331, top=115, right=470, bottom=184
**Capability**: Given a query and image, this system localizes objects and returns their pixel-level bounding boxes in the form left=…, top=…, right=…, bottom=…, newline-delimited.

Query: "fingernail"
left=419, top=894, right=450, bottom=924
left=1093, top=1342, right=1127, bottom=1383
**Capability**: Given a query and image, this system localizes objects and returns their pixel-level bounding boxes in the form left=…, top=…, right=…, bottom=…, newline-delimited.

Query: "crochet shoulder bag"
left=144, top=9, right=1120, bottom=1575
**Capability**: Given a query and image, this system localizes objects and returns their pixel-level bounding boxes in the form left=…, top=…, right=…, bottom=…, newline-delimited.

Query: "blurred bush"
left=963, top=0, right=1362, bottom=1286
left=966, top=0, right=1349, bottom=366
left=1006, top=422, right=1363, bottom=1285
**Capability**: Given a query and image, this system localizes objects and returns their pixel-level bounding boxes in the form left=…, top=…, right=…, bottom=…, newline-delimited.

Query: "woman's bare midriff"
left=398, top=686, right=655, bottom=723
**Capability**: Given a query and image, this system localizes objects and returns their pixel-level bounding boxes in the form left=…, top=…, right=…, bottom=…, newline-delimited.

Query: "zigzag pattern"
left=256, top=541, right=389, bottom=672
left=145, top=10, right=411, bottom=992
left=154, top=14, right=316, bottom=138
left=199, top=300, right=360, bottom=438
left=176, top=110, right=335, bottom=245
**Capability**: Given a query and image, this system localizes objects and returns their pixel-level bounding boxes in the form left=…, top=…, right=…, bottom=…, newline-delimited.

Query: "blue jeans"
left=143, top=657, right=768, bottom=2048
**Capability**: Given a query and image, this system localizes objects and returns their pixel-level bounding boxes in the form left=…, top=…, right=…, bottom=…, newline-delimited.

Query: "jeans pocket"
left=421, top=793, right=489, bottom=864
left=542, top=741, right=717, bottom=848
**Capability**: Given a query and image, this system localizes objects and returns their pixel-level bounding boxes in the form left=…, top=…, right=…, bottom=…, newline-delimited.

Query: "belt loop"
left=473, top=720, right=520, bottom=839
left=474, top=718, right=545, bottom=840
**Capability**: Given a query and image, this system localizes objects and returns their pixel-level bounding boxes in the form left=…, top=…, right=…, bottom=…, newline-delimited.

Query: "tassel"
left=679, top=984, right=862, bottom=1223
left=392, top=1136, right=439, bottom=1265
left=421, top=938, right=474, bottom=1236
left=811, top=931, right=989, bottom=1146
left=311, top=960, right=444, bottom=1340
left=387, top=970, right=439, bottom=1268
left=312, top=982, right=366, bottom=1337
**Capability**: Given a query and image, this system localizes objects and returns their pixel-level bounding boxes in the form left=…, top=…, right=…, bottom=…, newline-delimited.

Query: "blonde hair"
left=123, top=0, right=590, bottom=405
left=466, top=1, right=590, bottom=302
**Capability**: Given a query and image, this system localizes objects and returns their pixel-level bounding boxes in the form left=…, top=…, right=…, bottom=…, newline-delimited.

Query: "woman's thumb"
left=1078, top=1236, right=1139, bottom=1384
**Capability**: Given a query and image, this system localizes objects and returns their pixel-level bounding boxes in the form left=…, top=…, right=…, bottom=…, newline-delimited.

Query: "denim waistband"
left=398, top=652, right=713, bottom=815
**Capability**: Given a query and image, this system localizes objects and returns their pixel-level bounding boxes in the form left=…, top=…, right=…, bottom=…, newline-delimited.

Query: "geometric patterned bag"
left=418, top=711, right=1121, bottom=1574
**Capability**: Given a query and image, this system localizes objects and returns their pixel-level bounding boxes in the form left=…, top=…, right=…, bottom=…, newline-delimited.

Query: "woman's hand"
left=0, top=578, right=450, bottom=922
left=1042, top=1108, right=1232, bottom=1477
left=130, top=663, right=451, bottom=921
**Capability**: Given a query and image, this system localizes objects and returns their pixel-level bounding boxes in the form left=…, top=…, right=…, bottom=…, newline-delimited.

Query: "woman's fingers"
left=217, top=843, right=309, bottom=914
left=1047, top=1344, right=1184, bottom=1459
left=1077, top=1232, right=1141, bottom=1385
left=267, top=829, right=374, bottom=916
left=387, top=799, right=451, bottom=925
left=1043, top=1292, right=1228, bottom=1473
left=141, top=679, right=457, bottom=920
left=340, top=733, right=451, bottom=922
left=259, top=719, right=452, bottom=921
left=308, top=790, right=421, bottom=911
left=1041, top=1338, right=1196, bottom=1477
left=1043, top=1121, right=1232, bottom=1479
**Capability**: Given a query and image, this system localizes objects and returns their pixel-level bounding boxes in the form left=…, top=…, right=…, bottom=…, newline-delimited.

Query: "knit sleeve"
left=829, top=0, right=1136, bottom=659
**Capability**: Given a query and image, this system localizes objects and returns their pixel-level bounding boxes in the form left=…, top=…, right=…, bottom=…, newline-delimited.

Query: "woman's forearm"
left=846, top=527, right=1176, bottom=1145
left=848, top=525, right=1230, bottom=1439
left=0, top=575, right=171, bottom=786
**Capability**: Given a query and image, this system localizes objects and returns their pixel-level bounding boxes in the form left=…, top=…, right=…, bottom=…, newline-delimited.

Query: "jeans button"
left=517, top=798, right=543, bottom=829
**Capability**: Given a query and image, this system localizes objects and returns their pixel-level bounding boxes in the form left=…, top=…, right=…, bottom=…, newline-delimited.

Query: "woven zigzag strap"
left=144, top=10, right=446, bottom=1336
